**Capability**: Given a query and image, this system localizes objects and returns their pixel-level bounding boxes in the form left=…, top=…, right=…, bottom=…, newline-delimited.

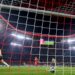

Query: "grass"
left=0, top=66, right=75, bottom=75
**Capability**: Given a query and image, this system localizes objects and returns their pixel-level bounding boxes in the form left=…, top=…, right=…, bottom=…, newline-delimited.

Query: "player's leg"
left=50, top=65, right=55, bottom=73
left=50, top=63, right=55, bottom=73
left=1, top=59, right=10, bottom=67
left=0, top=56, right=9, bottom=67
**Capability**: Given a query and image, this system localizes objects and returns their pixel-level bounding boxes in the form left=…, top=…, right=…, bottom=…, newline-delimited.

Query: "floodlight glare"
left=69, top=47, right=75, bottom=50
left=67, top=39, right=75, bottom=43
left=10, top=42, right=22, bottom=47
left=11, top=32, right=25, bottom=40
left=25, top=37, right=32, bottom=40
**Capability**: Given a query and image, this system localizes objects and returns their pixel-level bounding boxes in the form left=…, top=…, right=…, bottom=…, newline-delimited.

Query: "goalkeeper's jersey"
left=51, top=58, right=56, bottom=66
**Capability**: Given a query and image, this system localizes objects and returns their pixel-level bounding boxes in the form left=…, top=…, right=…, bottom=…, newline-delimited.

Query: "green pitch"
left=0, top=66, right=75, bottom=75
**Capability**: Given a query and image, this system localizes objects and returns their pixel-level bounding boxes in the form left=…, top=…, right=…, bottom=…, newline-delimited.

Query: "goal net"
left=0, top=0, right=75, bottom=75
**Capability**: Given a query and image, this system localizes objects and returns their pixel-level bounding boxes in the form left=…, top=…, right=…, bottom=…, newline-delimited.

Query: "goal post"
left=0, top=4, right=75, bottom=18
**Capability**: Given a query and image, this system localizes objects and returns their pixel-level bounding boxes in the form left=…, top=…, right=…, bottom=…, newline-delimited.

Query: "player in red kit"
left=34, top=57, right=39, bottom=66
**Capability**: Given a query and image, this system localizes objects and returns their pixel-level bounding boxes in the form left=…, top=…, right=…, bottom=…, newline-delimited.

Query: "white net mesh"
left=0, top=0, right=75, bottom=75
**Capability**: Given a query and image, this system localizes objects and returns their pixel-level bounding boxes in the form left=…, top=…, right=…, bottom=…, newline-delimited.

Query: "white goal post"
left=0, top=4, right=75, bottom=18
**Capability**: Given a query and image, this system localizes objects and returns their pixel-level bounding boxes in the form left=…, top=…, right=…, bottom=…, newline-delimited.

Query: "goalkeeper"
left=50, top=58, right=56, bottom=73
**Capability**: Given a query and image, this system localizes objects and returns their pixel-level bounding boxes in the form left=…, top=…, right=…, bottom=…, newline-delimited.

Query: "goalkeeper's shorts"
left=0, top=56, right=3, bottom=60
